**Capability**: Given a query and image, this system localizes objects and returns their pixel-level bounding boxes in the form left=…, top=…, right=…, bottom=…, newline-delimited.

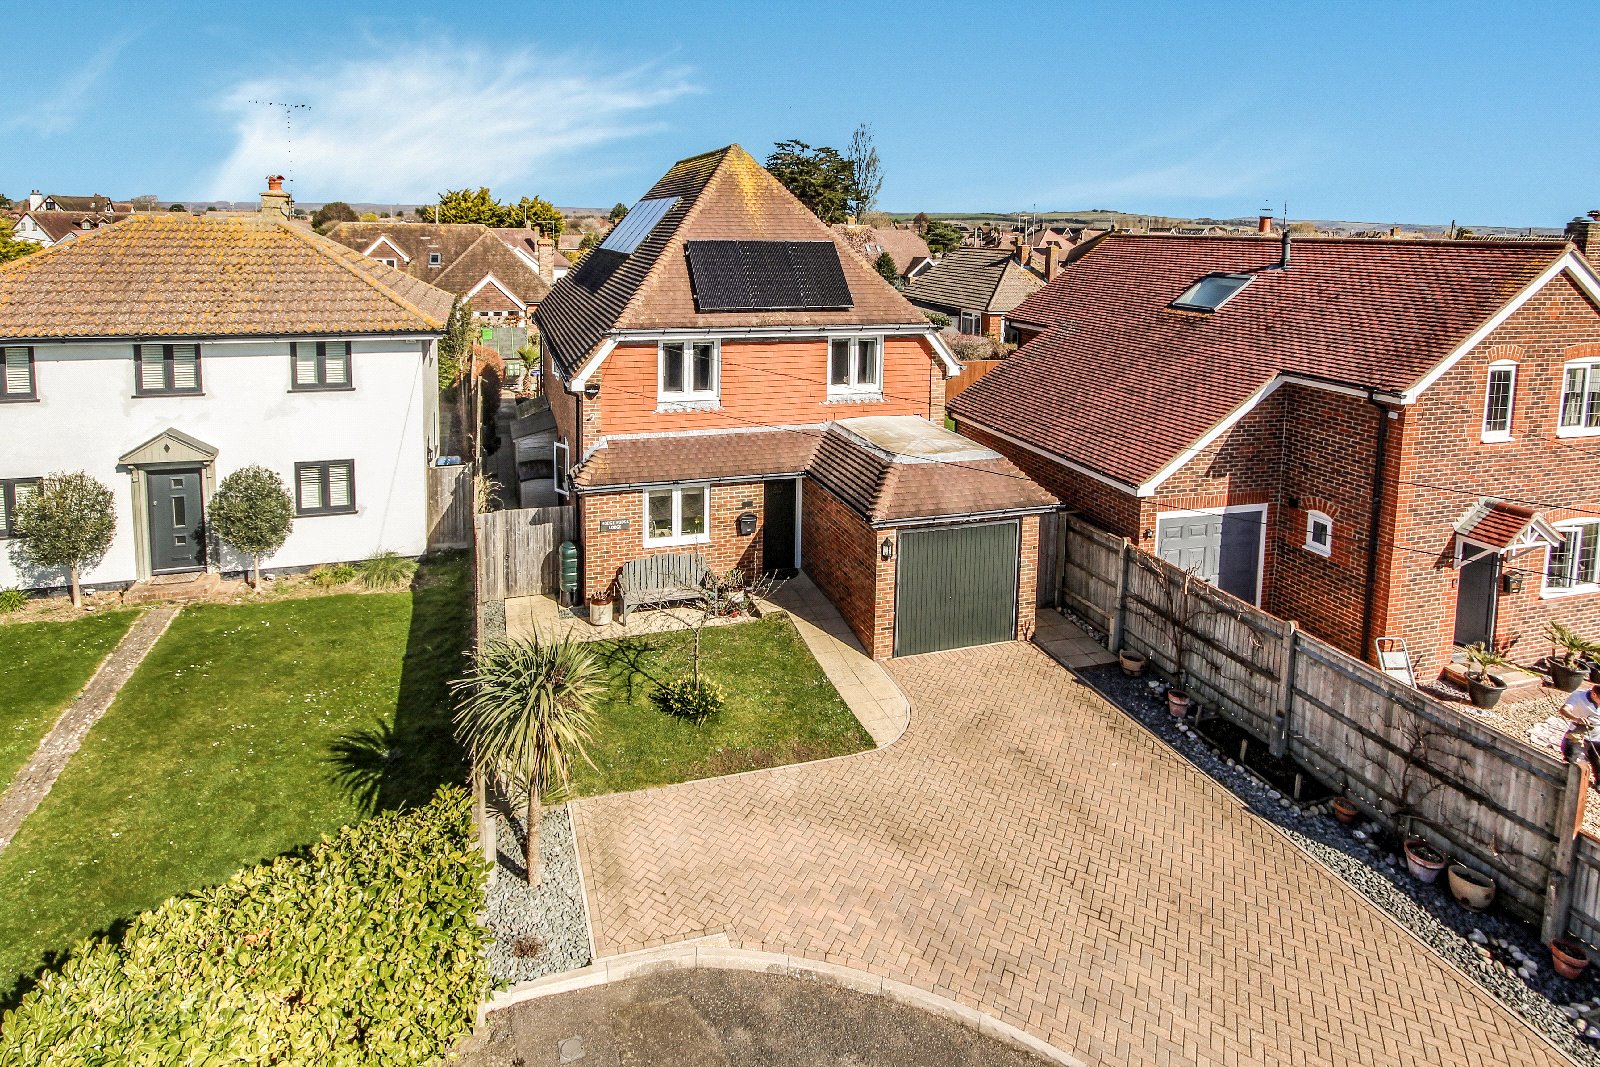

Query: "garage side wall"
left=801, top=480, right=888, bottom=656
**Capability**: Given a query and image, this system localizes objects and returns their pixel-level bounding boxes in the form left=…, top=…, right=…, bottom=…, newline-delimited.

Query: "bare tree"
left=847, top=124, right=884, bottom=221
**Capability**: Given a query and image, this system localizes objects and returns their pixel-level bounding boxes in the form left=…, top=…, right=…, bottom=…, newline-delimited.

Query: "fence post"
left=1051, top=509, right=1069, bottom=610
left=1107, top=538, right=1131, bottom=653
left=1544, top=760, right=1589, bottom=943
left=1271, top=621, right=1298, bottom=758
left=473, top=766, right=496, bottom=865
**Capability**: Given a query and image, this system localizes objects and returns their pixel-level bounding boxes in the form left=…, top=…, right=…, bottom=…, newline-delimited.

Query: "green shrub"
left=359, top=551, right=418, bottom=590
left=0, top=588, right=26, bottom=614
left=308, top=563, right=357, bottom=588
left=651, top=676, right=726, bottom=723
left=0, top=787, right=491, bottom=1065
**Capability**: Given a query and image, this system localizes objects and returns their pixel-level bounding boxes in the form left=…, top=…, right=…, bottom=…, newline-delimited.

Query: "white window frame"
left=1481, top=360, right=1516, bottom=442
left=642, top=483, right=711, bottom=546
left=378, top=257, right=397, bottom=268
left=1304, top=510, right=1333, bottom=557
left=552, top=439, right=570, bottom=498
left=1557, top=359, right=1600, bottom=438
left=958, top=311, right=982, bottom=336
left=1543, top=520, right=1600, bottom=597
left=827, top=335, right=884, bottom=399
left=428, top=252, right=442, bottom=266
left=657, top=340, right=719, bottom=405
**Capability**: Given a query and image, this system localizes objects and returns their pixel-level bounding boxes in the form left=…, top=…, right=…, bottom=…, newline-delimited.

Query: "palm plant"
left=451, top=638, right=603, bottom=885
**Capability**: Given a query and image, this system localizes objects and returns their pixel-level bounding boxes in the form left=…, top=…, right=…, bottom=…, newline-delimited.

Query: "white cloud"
left=210, top=43, right=696, bottom=202
left=3, top=37, right=130, bottom=136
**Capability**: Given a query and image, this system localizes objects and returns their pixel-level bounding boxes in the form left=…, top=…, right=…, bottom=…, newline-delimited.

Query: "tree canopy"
left=923, top=220, right=963, bottom=255
left=168, top=203, right=187, bottom=212
left=311, top=201, right=358, bottom=232
left=11, top=471, right=116, bottom=606
left=608, top=202, right=629, bottom=223
left=0, top=218, right=37, bottom=264
left=873, top=250, right=899, bottom=282
left=207, top=466, right=294, bottom=588
left=420, top=189, right=564, bottom=235
left=765, top=140, right=860, bottom=225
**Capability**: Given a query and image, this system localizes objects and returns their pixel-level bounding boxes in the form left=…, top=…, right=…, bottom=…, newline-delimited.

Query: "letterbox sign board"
left=600, top=518, right=631, bottom=532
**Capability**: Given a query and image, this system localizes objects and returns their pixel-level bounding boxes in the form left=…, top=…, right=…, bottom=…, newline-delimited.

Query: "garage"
left=894, top=520, right=1020, bottom=656
left=1154, top=505, right=1265, bottom=605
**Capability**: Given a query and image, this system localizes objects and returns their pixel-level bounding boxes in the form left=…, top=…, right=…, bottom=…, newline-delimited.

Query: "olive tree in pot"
left=1546, top=621, right=1594, bottom=693
left=1461, top=642, right=1511, bottom=709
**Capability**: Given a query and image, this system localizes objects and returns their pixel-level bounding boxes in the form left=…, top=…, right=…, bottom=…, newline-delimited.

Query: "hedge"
left=1, top=787, right=491, bottom=1066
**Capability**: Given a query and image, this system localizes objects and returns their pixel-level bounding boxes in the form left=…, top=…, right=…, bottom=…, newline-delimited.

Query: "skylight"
left=1170, top=272, right=1253, bottom=312
left=598, top=196, right=679, bottom=255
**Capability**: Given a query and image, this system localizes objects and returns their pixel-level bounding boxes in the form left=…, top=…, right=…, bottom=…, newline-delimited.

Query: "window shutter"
left=170, top=345, right=199, bottom=390
left=327, top=463, right=353, bottom=509
left=324, top=343, right=350, bottom=385
left=3, top=348, right=30, bottom=395
left=0, top=488, right=8, bottom=534
left=294, top=343, right=319, bottom=386
left=298, top=466, right=324, bottom=511
left=138, top=346, right=166, bottom=392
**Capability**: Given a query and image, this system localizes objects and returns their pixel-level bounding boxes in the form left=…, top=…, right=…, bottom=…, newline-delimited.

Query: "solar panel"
left=684, top=240, right=853, bottom=311
left=599, top=196, right=678, bottom=255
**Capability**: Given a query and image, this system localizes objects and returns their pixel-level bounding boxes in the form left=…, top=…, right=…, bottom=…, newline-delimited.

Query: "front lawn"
left=0, top=556, right=471, bottom=1000
left=0, top=610, right=139, bottom=793
left=568, top=615, right=872, bottom=797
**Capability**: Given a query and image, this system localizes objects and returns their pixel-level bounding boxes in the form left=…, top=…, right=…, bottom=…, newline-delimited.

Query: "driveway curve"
left=572, top=641, right=1566, bottom=1066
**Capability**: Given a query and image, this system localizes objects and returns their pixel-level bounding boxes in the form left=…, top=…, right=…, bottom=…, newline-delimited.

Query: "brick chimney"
left=1044, top=243, right=1059, bottom=281
left=1257, top=213, right=1273, bottom=234
left=537, top=237, right=555, bottom=280
left=1567, top=211, right=1600, bottom=266
left=259, top=174, right=292, bottom=220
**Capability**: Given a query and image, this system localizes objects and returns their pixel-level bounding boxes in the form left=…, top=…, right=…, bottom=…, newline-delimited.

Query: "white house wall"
left=0, top=337, right=436, bottom=591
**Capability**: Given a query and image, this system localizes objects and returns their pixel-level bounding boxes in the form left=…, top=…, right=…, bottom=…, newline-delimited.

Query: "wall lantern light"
left=1503, top=569, right=1524, bottom=595
left=880, top=537, right=894, bottom=562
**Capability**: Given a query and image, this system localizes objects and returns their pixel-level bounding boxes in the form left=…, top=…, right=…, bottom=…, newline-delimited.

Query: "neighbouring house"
left=25, top=191, right=116, bottom=214
left=903, top=245, right=1048, bottom=342
left=492, top=228, right=570, bottom=283
left=324, top=221, right=551, bottom=326
left=535, top=144, right=1056, bottom=657
left=949, top=220, right=1600, bottom=678
left=832, top=224, right=933, bottom=283
left=0, top=178, right=453, bottom=594
left=12, top=208, right=130, bottom=247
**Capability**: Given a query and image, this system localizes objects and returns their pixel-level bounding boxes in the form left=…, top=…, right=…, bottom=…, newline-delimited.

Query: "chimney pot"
left=1257, top=214, right=1273, bottom=234
left=1568, top=214, right=1600, bottom=266
left=266, top=174, right=285, bottom=192
left=258, top=175, right=292, bottom=220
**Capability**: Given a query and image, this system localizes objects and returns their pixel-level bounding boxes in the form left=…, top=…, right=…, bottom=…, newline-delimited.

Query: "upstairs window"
left=1170, top=272, right=1253, bottom=312
left=135, top=344, right=202, bottom=396
left=1482, top=361, right=1516, bottom=441
left=1546, top=522, right=1600, bottom=594
left=643, top=484, right=709, bottom=546
left=828, top=337, right=882, bottom=398
left=1558, top=360, right=1600, bottom=436
left=958, top=311, right=982, bottom=335
left=295, top=460, right=356, bottom=516
left=291, top=341, right=352, bottom=391
left=0, top=478, right=40, bottom=538
left=1, top=346, right=35, bottom=401
left=659, top=340, right=718, bottom=404
left=1304, top=510, right=1333, bottom=557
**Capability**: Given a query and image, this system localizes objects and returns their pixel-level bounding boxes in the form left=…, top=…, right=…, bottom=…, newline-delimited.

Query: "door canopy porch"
left=118, top=427, right=219, bottom=468
left=1453, top=498, right=1564, bottom=567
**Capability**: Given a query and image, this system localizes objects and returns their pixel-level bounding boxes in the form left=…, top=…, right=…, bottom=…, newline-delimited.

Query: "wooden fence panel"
left=427, top=464, right=473, bottom=551
left=1569, top=834, right=1600, bottom=946
left=1059, top=516, right=1121, bottom=634
left=1037, top=510, right=1064, bottom=608
left=474, top=505, right=576, bottom=602
left=944, top=359, right=1002, bottom=405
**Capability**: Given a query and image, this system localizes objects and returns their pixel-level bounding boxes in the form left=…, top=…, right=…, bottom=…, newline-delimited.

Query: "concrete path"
left=572, top=641, right=1567, bottom=1066
left=1032, top=607, right=1118, bottom=671
left=0, top=604, right=179, bottom=852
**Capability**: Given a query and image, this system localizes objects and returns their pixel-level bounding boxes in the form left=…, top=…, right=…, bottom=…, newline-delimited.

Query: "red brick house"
left=950, top=220, right=1600, bottom=678
left=903, top=246, right=1046, bottom=342
left=534, top=145, right=1056, bottom=657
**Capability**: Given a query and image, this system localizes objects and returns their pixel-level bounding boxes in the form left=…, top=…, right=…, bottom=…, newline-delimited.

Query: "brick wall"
left=544, top=346, right=579, bottom=451
left=801, top=479, right=883, bottom=654
left=581, top=481, right=765, bottom=598
left=1017, top=515, right=1040, bottom=642
left=957, top=421, right=1143, bottom=536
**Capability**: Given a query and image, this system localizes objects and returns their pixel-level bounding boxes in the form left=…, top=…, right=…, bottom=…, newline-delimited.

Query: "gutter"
left=1359, top=390, right=1394, bottom=657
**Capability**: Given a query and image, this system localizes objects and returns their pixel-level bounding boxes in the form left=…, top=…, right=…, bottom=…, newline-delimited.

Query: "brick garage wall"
left=580, top=481, right=765, bottom=598
left=1017, top=515, right=1040, bottom=642
left=1384, top=273, right=1600, bottom=676
left=802, top=479, right=882, bottom=653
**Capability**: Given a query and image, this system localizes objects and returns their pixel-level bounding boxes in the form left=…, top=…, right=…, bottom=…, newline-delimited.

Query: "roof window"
left=1170, top=272, right=1253, bottom=312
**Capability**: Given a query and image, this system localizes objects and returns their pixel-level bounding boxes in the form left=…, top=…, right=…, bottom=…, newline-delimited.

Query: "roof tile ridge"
left=288, top=222, right=449, bottom=329
left=613, top=150, right=736, bottom=330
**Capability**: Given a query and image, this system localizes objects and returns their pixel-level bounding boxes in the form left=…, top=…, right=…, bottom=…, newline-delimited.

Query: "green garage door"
left=894, top=521, right=1019, bottom=656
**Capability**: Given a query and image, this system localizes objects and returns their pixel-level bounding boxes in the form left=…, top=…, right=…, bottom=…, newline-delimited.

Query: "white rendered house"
left=0, top=186, right=453, bottom=592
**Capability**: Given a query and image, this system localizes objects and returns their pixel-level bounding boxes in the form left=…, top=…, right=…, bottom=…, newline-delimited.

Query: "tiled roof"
left=27, top=210, right=128, bottom=242
left=950, top=233, right=1568, bottom=487
left=433, top=234, right=550, bottom=306
left=903, top=246, right=1045, bottom=315
left=1455, top=499, right=1564, bottom=550
left=324, top=222, right=550, bottom=307
left=573, top=427, right=820, bottom=489
left=0, top=213, right=454, bottom=339
left=832, top=224, right=933, bottom=275
left=535, top=145, right=931, bottom=378
left=43, top=195, right=111, bottom=213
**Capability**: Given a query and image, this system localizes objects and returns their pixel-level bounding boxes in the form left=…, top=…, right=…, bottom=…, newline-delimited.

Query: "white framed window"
left=1558, top=360, right=1600, bottom=436
left=378, top=257, right=397, bottom=268
left=553, top=439, right=570, bottom=498
left=827, top=336, right=882, bottom=398
left=1304, top=510, right=1333, bottom=557
left=958, top=311, right=982, bottom=335
left=1545, top=521, right=1600, bottom=596
left=428, top=252, right=442, bottom=266
left=643, top=484, right=709, bottom=546
left=658, top=340, right=718, bottom=404
left=1482, top=360, right=1516, bottom=441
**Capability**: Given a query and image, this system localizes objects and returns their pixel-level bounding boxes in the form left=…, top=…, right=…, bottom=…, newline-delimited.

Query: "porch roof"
left=1454, top=499, right=1565, bottom=553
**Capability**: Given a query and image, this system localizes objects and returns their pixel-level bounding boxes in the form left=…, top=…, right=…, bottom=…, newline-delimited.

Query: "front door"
left=148, top=468, right=206, bottom=574
left=1453, top=551, right=1500, bottom=648
left=763, top=478, right=799, bottom=576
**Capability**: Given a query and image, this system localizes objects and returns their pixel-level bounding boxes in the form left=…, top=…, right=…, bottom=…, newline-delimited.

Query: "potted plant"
left=1403, top=835, right=1448, bottom=884
left=1166, top=688, right=1192, bottom=718
left=1446, top=862, right=1496, bottom=911
left=1331, top=796, right=1360, bottom=825
left=1552, top=936, right=1592, bottom=980
left=1462, top=642, right=1510, bottom=709
left=1118, top=648, right=1147, bottom=677
left=588, top=590, right=615, bottom=627
left=1546, top=622, right=1594, bottom=692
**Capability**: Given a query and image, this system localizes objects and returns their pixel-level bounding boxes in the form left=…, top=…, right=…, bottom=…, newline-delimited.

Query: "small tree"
left=452, top=638, right=603, bottom=885
left=11, top=471, right=115, bottom=607
left=608, top=202, right=629, bottom=223
left=846, top=123, right=884, bottom=220
left=311, top=201, right=358, bottom=232
left=207, top=466, right=293, bottom=589
left=923, top=219, right=962, bottom=255
left=873, top=250, right=898, bottom=282
left=437, top=299, right=474, bottom=393
left=168, top=203, right=187, bottom=212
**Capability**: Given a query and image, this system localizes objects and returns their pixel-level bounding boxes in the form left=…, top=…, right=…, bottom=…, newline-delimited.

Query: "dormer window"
left=1170, top=273, right=1253, bottom=312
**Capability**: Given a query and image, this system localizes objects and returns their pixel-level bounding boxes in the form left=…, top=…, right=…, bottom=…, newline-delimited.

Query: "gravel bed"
left=479, top=597, right=507, bottom=642
left=482, top=804, right=592, bottom=986
left=1080, top=663, right=1600, bottom=1063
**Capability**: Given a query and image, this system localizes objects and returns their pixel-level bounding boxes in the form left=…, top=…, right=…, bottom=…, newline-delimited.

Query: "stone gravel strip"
left=1078, top=663, right=1600, bottom=1066
left=0, top=604, right=179, bottom=853
left=482, top=804, right=593, bottom=985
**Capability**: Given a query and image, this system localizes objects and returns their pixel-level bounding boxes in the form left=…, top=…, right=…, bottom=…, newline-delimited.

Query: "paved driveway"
left=572, top=642, right=1565, bottom=1066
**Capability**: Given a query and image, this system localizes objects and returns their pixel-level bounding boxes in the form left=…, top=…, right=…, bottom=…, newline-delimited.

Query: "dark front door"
left=894, top=521, right=1019, bottom=656
left=763, top=478, right=799, bottom=576
left=1454, top=552, right=1500, bottom=648
left=148, top=468, right=206, bottom=574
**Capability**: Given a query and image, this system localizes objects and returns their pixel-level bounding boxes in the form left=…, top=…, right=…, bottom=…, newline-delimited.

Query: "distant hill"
left=884, top=209, right=1561, bottom=237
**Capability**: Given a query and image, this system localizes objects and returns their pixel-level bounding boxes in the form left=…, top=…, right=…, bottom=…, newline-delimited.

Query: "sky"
left=2, top=0, right=1593, bottom=228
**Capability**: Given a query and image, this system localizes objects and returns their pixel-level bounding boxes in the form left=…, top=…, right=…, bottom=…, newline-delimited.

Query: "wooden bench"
left=616, top=553, right=712, bottom=621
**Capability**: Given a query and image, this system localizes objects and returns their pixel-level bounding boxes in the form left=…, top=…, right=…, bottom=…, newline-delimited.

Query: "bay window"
left=643, top=484, right=709, bottom=545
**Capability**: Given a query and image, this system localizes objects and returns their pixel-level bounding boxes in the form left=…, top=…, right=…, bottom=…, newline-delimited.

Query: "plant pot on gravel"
left=1552, top=936, right=1592, bottom=981
left=1331, top=796, right=1360, bottom=825
left=1166, top=689, right=1192, bottom=718
left=1587, top=659, right=1600, bottom=687
left=1545, top=622, right=1596, bottom=692
left=1118, top=649, right=1147, bottom=678
left=1403, top=836, right=1448, bottom=884
left=1446, top=863, right=1496, bottom=912
left=1467, top=674, right=1507, bottom=709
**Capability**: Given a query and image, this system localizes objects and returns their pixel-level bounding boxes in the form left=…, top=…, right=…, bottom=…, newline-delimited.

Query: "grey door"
left=763, top=478, right=798, bottom=576
left=148, top=468, right=206, bottom=574
left=1156, top=509, right=1262, bottom=604
left=894, top=521, right=1019, bottom=657
left=1453, top=552, right=1499, bottom=648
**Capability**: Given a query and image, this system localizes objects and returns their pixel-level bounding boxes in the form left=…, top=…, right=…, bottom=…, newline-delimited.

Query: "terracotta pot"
left=1403, top=836, right=1447, bottom=884
left=1166, top=690, right=1191, bottom=718
left=1118, top=649, right=1147, bottom=678
left=1331, top=796, right=1360, bottom=825
left=1446, top=863, right=1496, bottom=912
left=1552, top=936, right=1591, bottom=980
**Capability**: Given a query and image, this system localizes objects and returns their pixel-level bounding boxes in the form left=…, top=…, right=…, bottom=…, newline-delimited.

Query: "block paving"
left=572, top=641, right=1568, bottom=1066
